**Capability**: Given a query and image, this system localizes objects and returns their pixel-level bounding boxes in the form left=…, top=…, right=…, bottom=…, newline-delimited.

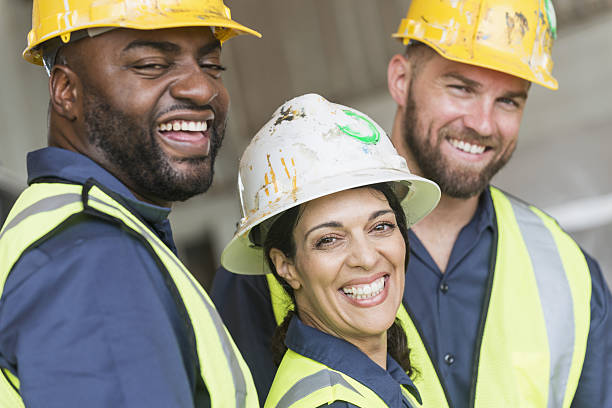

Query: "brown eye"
left=131, top=61, right=171, bottom=77
left=134, top=64, right=167, bottom=70
left=314, top=235, right=340, bottom=249
left=200, top=63, right=227, bottom=78
left=372, top=222, right=396, bottom=233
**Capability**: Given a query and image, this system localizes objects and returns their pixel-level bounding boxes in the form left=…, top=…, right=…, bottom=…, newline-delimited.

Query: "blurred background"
left=2, top=0, right=611, bottom=290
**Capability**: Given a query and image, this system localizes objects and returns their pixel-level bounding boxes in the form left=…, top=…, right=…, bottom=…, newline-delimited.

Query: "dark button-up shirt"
left=0, top=147, right=209, bottom=407
left=279, top=316, right=420, bottom=407
left=211, top=188, right=612, bottom=408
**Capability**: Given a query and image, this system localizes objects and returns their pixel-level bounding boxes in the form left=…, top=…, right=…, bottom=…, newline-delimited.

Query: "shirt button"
left=444, top=353, right=455, bottom=365
left=439, top=283, right=449, bottom=293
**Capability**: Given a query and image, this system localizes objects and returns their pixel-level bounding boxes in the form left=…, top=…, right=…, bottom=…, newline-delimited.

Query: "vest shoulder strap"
left=266, top=349, right=413, bottom=408
left=474, top=187, right=591, bottom=408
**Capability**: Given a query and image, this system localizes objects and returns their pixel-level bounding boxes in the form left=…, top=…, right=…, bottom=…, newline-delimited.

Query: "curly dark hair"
left=262, top=182, right=414, bottom=376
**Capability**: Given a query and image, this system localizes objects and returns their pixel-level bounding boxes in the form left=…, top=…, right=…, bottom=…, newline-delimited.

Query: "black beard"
left=402, top=85, right=513, bottom=199
left=82, top=88, right=224, bottom=203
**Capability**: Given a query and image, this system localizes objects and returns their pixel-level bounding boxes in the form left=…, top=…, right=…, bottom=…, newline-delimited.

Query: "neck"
left=391, top=109, right=481, bottom=273
left=354, top=334, right=388, bottom=370
left=411, top=192, right=480, bottom=272
left=299, top=309, right=388, bottom=370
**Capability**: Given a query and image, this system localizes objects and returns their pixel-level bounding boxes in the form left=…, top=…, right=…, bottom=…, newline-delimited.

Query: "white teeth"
left=342, top=277, right=385, bottom=300
left=158, top=121, right=208, bottom=132
left=450, top=138, right=485, bottom=154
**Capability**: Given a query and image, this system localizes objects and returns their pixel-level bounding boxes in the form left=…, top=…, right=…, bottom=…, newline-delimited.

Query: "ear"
left=269, top=248, right=302, bottom=291
left=49, top=64, right=81, bottom=121
left=387, top=54, right=411, bottom=108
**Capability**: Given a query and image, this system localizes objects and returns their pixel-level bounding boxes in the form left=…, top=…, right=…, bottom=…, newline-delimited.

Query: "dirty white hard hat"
left=221, top=93, right=440, bottom=275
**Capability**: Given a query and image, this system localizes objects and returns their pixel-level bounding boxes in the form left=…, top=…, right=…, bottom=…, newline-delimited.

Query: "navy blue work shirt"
left=211, top=188, right=612, bottom=408
left=279, top=316, right=420, bottom=408
left=0, top=147, right=209, bottom=407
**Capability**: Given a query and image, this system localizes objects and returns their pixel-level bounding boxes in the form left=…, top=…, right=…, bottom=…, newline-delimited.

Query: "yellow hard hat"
left=392, top=0, right=558, bottom=90
left=24, top=0, right=261, bottom=66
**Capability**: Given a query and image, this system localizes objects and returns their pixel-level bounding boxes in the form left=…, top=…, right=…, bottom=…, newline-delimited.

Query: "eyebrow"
left=500, top=89, right=529, bottom=101
left=122, top=40, right=181, bottom=54
left=197, top=40, right=222, bottom=57
left=443, top=72, right=482, bottom=89
left=303, top=209, right=394, bottom=240
left=443, top=72, right=528, bottom=100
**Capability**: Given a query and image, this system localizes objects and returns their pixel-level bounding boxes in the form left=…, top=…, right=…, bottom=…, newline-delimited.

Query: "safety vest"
left=265, top=348, right=421, bottom=408
left=267, top=186, right=591, bottom=408
left=0, top=180, right=258, bottom=408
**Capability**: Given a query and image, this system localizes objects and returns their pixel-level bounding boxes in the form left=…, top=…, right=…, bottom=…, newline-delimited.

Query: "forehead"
left=89, top=26, right=218, bottom=56
left=297, top=188, right=391, bottom=228
left=419, top=52, right=530, bottom=91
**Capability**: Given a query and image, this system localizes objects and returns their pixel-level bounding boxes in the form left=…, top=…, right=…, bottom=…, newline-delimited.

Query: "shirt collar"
left=476, top=187, right=495, bottom=234
left=285, top=316, right=421, bottom=406
left=27, top=147, right=171, bottom=225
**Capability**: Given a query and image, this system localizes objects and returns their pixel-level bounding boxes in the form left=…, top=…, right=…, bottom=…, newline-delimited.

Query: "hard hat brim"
left=221, top=169, right=440, bottom=275
left=393, top=35, right=559, bottom=91
left=23, top=14, right=261, bottom=65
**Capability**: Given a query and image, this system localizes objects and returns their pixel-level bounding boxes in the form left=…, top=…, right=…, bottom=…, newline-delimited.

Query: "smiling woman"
left=264, top=185, right=411, bottom=369
left=220, top=94, right=440, bottom=407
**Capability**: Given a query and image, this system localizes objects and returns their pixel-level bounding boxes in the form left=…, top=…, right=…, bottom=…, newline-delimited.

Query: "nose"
left=345, top=235, right=379, bottom=271
left=169, top=61, right=219, bottom=106
left=463, top=99, right=495, bottom=137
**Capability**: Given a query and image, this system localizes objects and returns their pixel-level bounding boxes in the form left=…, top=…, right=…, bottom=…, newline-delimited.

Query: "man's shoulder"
left=489, top=186, right=566, bottom=229
left=34, top=211, right=150, bottom=258
left=490, top=187, right=604, bottom=278
left=4, top=212, right=160, bottom=297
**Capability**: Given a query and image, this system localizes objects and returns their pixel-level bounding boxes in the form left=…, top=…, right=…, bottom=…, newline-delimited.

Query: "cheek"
left=380, top=234, right=407, bottom=272
left=96, top=78, right=161, bottom=119
left=420, top=100, right=464, bottom=137
left=497, top=115, right=522, bottom=148
left=391, top=241, right=407, bottom=271
left=296, top=254, right=341, bottom=294
left=213, top=83, right=230, bottom=119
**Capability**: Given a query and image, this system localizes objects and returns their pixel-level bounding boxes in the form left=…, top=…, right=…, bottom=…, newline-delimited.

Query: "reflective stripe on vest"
left=264, top=349, right=420, bottom=408
left=268, top=186, right=591, bottom=407
left=0, top=182, right=258, bottom=408
left=473, top=187, right=590, bottom=408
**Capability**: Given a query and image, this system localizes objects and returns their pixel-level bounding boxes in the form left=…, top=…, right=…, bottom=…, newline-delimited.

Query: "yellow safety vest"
left=267, top=186, right=591, bottom=407
left=0, top=181, right=258, bottom=408
left=265, top=348, right=421, bottom=408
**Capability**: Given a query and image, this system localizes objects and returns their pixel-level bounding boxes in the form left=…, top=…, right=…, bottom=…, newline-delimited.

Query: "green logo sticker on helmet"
left=337, top=110, right=380, bottom=144
left=545, top=0, right=557, bottom=39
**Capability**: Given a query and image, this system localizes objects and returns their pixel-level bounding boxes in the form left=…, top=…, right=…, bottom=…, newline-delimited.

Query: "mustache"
left=156, top=103, right=217, bottom=119
left=153, top=102, right=225, bottom=144
left=439, top=126, right=495, bottom=147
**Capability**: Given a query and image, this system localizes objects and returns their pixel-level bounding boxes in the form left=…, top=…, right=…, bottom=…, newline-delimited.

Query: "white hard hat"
left=221, top=93, right=440, bottom=275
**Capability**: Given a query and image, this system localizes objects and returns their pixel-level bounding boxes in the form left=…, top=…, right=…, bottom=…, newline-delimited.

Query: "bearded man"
left=0, top=1, right=261, bottom=407
left=211, top=1, right=612, bottom=407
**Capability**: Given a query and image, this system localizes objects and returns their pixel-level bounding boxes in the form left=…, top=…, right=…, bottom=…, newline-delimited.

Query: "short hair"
left=404, top=41, right=436, bottom=79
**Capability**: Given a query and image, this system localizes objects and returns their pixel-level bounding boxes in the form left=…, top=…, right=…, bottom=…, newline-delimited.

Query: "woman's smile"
left=340, top=274, right=390, bottom=306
